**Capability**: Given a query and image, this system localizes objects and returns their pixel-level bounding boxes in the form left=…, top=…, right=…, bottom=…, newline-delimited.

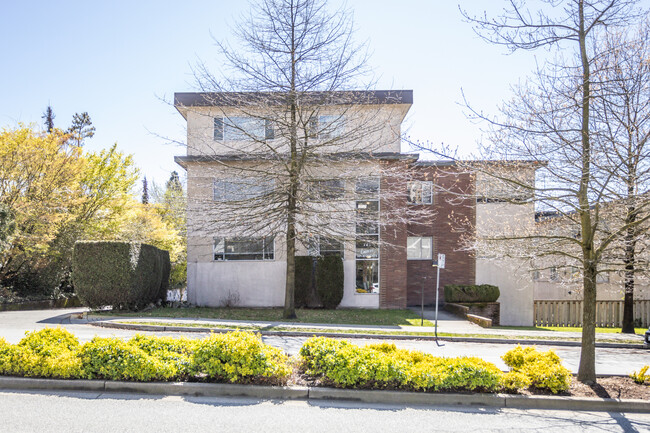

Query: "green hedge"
left=72, top=241, right=170, bottom=310
left=444, top=284, right=500, bottom=303
left=294, top=256, right=314, bottom=308
left=315, top=255, right=344, bottom=309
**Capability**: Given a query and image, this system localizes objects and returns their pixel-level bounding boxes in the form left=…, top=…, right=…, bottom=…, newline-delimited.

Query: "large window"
left=355, top=178, right=379, bottom=294
left=214, top=117, right=274, bottom=141
left=213, top=178, right=273, bottom=202
left=309, top=115, right=344, bottom=139
left=309, top=179, right=345, bottom=200
left=407, top=181, right=433, bottom=205
left=307, top=236, right=344, bottom=257
left=213, top=236, right=275, bottom=261
left=407, top=236, right=432, bottom=260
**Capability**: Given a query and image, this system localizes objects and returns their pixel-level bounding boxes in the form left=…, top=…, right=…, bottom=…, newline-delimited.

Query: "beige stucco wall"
left=475, top=201, right=536, bottom=326
left=184, top=104, right=409, bottom=156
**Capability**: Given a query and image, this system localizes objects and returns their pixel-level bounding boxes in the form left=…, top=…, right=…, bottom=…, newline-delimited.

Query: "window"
left=309, top=115, right=344, bottom=139
left=356, top=177, right=380, bottom=198
left=213, top=178, right=273, bottom=202
left=596, top=272, right=610, bottom=284
left=214, top=236, right=274, bottom=261
left=549, top=267, right=559, bottom=282
left=355, top=193, right=379, bottom=294
left=532, top=271, right=541, bottom=281
left=407, top=237, right=432, bottom=260
left=407, top=181, right=433, bottom=205
left=307, top=236, right=344, bottom=257
left=214, top=117, right=274, bottom=141
left=309, top=179, right=345, bottom=200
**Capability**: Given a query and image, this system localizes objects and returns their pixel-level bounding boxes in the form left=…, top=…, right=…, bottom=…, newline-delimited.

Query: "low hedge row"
left=0, top=328, right=290, bottom=384
left=444, top=284, right=500, bottom=303
left=0, top=329, right=571, bottom=394
left=299, top=338, right=571, bottom=394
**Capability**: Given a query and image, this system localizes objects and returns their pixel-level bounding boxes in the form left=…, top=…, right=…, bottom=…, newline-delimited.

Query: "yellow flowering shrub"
left=8, top=328, right=82, bottom=378
left=191, top=331, right=291, bottom=385
left=502, top=345, right=571, bottom=394
left=78, top=337, right=177, bottom=381
left=300, top=337, right=503, bottom=392
left=630, top=365, right=649, bottom=385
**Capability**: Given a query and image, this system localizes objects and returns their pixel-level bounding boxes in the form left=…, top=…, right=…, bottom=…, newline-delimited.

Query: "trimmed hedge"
left=72, top=241, right=170, bottom=310
left=294, top=256, right=314, bottom=308
left=315, top=255, right=344, bottom=309
left=444, top=284, right=500, bottom=303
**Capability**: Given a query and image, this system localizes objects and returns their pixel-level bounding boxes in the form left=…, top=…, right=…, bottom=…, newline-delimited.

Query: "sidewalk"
left=83, top=308, right=646, bottom=346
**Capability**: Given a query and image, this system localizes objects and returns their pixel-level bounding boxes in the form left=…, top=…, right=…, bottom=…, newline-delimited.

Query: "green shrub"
left=300, top=337, right=503, bottom=392
left=502, top=345, right=571, bottom=393
left=79, top=336, right=177, bottom=381
left=7, top=328, right=82, bottom=378
left=128, top=334, right=195, bottom=378
left=630, top=365, right=649, bottom=385
left=191, top=331, right=291, bottom=385
left=294, top=256, right=314, bottom=308
left=444, top=284, right=500, bottom=303
left=0, top=337, right=14, bottom=375
left=73, top=241, right=170, bottom=310
left=500, top=371, right=532, bottom=391
left=315, top=255, right=344, bottom=309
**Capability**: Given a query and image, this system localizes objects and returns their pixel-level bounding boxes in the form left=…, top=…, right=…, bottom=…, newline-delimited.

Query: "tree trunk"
left=577, top=259, right=597, bottom=383
left=283, top=211, right=297, bottom=319
left=621, top=225, right=636, bottom=333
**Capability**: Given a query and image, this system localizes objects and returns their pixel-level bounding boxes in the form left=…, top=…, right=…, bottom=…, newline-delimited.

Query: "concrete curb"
left=90, top=320, right=646, bottom=349
left=1, top=377, right=648, bottom=413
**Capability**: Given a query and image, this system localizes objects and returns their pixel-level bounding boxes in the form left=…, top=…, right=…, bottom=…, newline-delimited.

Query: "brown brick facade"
left=378, top=163, right=476, bottom=308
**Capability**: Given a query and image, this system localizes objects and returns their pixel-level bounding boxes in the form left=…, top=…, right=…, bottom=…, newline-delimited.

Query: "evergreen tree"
left=68, top=112, right=96, bottom=146
left=42, top=106, right=55, bottom=132
left=142, top=176, right=149, bottom=204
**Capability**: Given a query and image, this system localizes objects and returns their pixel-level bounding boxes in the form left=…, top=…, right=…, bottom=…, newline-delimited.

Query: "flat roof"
left=174, top=90, right=413, bottom=111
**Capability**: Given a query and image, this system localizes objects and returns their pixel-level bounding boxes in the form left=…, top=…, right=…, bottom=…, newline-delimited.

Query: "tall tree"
left=591, top=21, right=650, bottom=333
left=186, top=0, right=419, bottom=318
left=68, top=112, right=96, bottom=147
left=460, top=0, right=645, bottom=383
left=42, top=106, right=55, bottom=132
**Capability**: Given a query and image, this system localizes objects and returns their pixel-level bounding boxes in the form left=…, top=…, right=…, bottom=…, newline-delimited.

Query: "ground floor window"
left=213, top=236, right=274, bottom=261
left=356, top=260, right=378, bottom=293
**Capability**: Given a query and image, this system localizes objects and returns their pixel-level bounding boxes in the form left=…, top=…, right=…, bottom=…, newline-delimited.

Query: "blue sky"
left=0, top=1, right=542, bottom=186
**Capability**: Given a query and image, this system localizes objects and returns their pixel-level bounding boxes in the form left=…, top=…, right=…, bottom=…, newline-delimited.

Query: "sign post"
left=434, top=253, right=445, bottom=339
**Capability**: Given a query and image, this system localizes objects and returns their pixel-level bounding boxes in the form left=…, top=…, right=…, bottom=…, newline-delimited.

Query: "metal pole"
left=435, top=264, right=440, bottom=339
left=420, top=278, right=424, bottom=326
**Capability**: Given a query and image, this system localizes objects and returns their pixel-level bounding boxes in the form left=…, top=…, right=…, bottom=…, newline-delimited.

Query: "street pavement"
left=0, top=308, right=648, bottom=375
left=1, top=389, right=649, bottom=433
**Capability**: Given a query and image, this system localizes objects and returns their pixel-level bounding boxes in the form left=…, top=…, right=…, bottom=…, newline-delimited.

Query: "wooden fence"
left=534, top=300, right=650, bottom=328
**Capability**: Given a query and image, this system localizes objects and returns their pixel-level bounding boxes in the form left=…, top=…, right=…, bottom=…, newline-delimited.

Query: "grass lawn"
left=98, top=307, right=434, bottom=327
left=495, top=325, right=647, bottom=334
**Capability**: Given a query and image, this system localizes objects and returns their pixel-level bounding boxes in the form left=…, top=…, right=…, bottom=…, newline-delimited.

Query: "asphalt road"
left=0, top=308, right=648, bottom=375
left=1, top=389, right=649, bottom=433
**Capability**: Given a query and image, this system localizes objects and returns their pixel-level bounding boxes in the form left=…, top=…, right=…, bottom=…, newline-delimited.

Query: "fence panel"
left=534, top=300, right=649, bottom=327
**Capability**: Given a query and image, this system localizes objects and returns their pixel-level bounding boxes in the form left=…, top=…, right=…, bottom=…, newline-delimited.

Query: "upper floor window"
left=309, top=179, right=346, bottom=200
left=407, top=181, right=433, bottom=205
left=214, top=117, right=274, bottom=141
left=213, top=178, right=274, bottom=202
left=407, top=236, right=432, bottom=260
left=309, top=115, right=344, bottom=139
left=307, top=236, right=344, bottom=257
left=214, top=236, right=275, bottom=261
left=355, top=177, right=380, bottom=198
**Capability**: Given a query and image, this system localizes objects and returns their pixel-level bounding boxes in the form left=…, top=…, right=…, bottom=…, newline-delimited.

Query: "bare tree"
left=591, top=21, right=650, bottom=333
left=177, top=0, right=425, bottom=318
left=458, top=0, right=645, bottom=383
